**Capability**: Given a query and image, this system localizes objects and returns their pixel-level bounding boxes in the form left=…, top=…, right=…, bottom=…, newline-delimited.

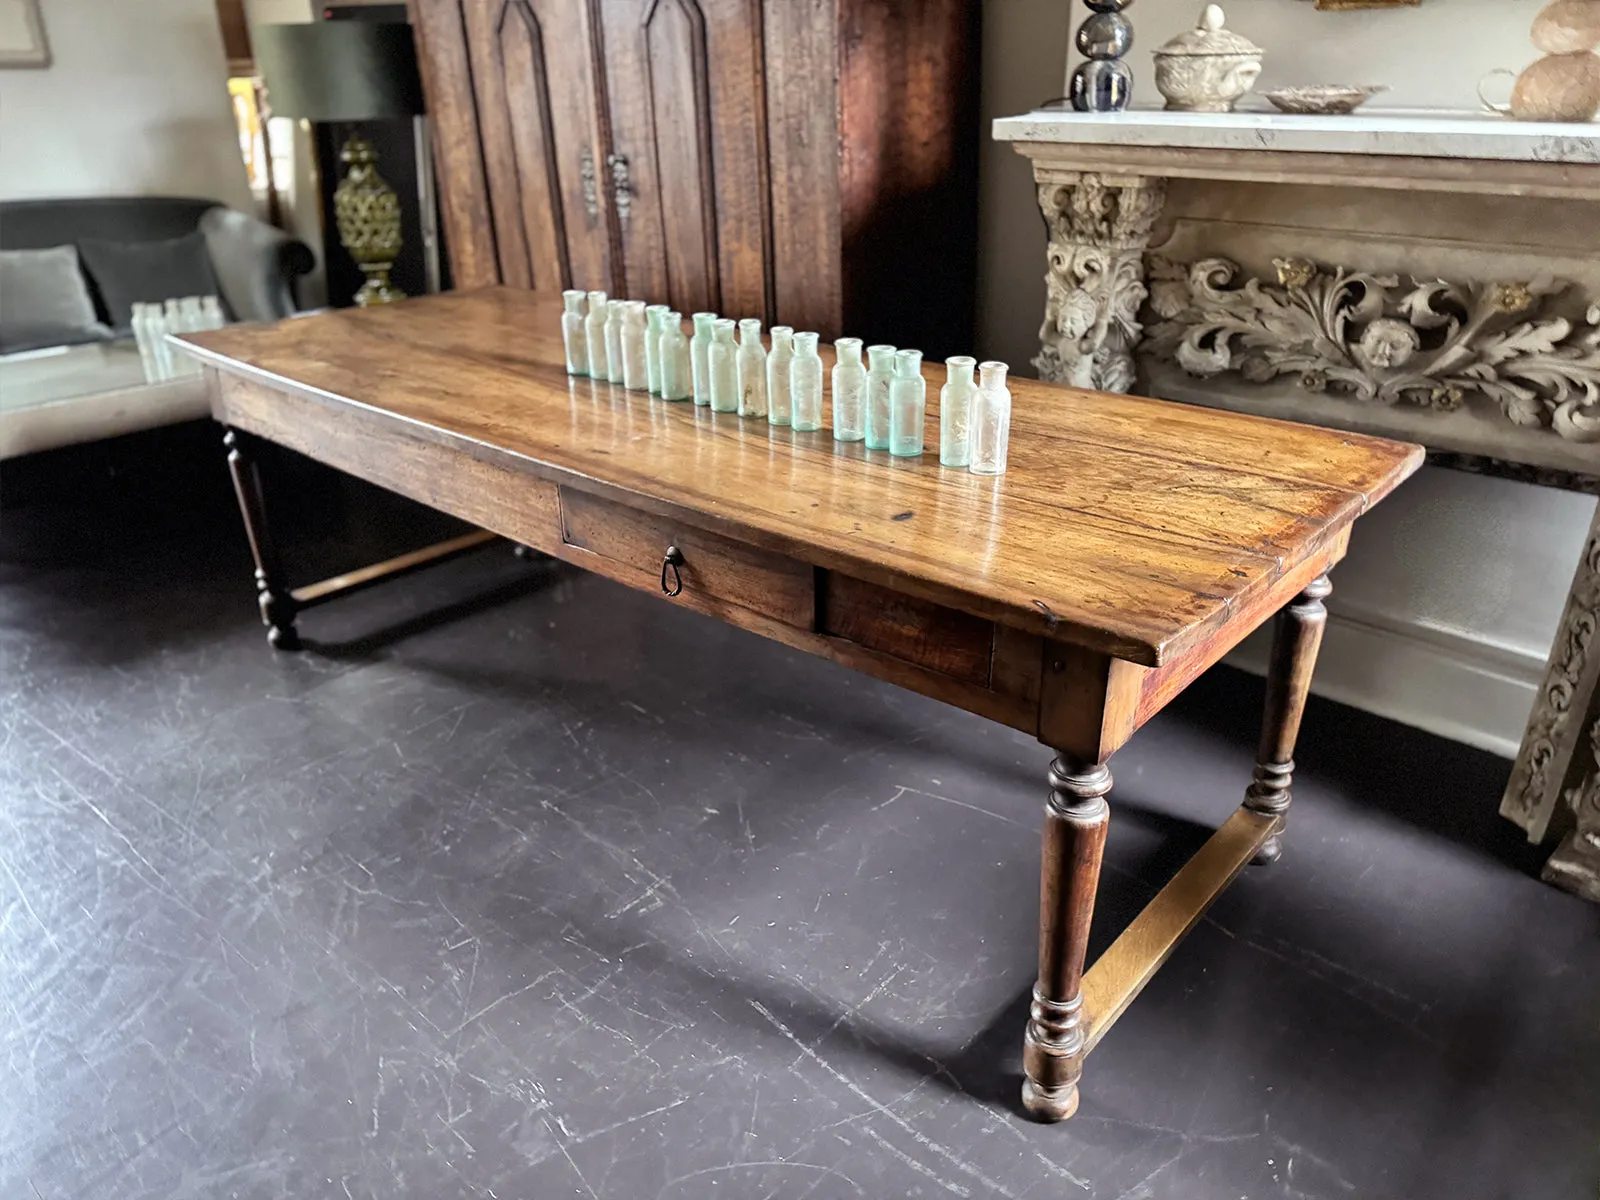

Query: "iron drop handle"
left=660, top=545, right=684, bottom=596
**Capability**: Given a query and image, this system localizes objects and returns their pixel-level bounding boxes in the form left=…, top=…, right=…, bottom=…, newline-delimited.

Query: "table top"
left=993, top=108, right=1600, bottom=166
left=180, top=287, right=1422, bottom=666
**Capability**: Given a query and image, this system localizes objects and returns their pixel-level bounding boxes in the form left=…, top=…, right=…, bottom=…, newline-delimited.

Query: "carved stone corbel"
left=1033, top=173, right=1167, bottom=393
left=1503, top=506, right=1600, bottom=902
left=1545, top=716, right=1600, bottom=903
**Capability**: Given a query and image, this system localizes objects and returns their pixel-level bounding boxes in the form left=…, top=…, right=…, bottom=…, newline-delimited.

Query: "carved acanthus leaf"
left=1144, top=255, right=1600, bottom=443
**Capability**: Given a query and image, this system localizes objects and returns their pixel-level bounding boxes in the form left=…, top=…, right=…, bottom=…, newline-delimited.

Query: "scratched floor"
left=2, top=451, right=1598, bottom=1200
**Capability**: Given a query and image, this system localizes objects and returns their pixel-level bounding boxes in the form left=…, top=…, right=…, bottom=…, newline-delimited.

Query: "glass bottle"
left=790, top=332, right=823, bottom=432
left=736, top=318, right=767, bottom=419
left=200, top=295, right=225, bottom=330
left=865, top=344, right=896, bottom=450
left=709, top=319, right=739, bottom=412
left=603, top=299, right=625, bottom=384
left=766, top=326, right=794, bottom=427
left=969, top=361, right=1012, bottom=476
left=561, top=289, right=587, bottom=376
left=831, top=337, right=866, bottom=442
left=131, top=303, right=158, bottom=382
left=888, top=349, right=926, bottom=457
left=690, top=312, right=716, bottom=406
left=644, top=304, right=670, bottom=395
left=939, top=356, right=977, bottom=467
left=659, top=311, right=692, bottom=401
left=621, top=301, right=649, bottom=391
left=584, top=290, right=608, bottom=379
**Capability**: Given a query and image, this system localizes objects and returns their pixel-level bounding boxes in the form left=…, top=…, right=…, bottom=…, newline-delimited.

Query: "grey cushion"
left=0, top=245, right=112, bottom=354
left=77, top=231, right=223, bottom=331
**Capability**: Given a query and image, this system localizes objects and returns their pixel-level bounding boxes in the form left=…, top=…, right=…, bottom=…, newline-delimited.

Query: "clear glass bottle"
left=832, top=337, right=866, bottom=442
left=644, top=304, right=670, bottom=395
left=888, top=349, right=926, bottom=457
left=790, top=332, right=823, bottom=431
left=690, top=312, right=716, bottom=406
left=659, top=311, right=692, bottom=401
left=766, top=326, right=794, bottom=427
left=736, top=318, right=768, bottom=419
left=709, top=319, right=739, bottom=412
left=621, top=301, right=649, bottom=390
left=865, top=344, right=896, bottom=450
left=200, top=295, right=225, bottom=330
left=969, top=361, right=1012, bottom=476
left=131, top=302, right=159, bottom=381
left=939, top=356, right=977, bottom=467
left=561, top=289, right=587, bottom=376
left=584, top=290, right=608, bottom=379
left=603, top=300, right=625, bottom=384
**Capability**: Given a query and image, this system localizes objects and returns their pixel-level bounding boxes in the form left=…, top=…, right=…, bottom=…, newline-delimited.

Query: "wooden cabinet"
left=410, top=0, right=978, bottom=355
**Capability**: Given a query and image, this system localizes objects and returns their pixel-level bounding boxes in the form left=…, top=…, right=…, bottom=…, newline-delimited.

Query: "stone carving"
left=1502, top=517, right=1600, bottom=838
left=1034, top=174, right=1167, bottom=393
left=1546, top=715, right=1600, bottom=903
left=1144, top=255, right=1600, bottom=443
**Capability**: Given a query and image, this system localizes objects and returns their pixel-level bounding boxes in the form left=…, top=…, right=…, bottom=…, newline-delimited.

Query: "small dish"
left=1263, top=85, right=1387, bottom=115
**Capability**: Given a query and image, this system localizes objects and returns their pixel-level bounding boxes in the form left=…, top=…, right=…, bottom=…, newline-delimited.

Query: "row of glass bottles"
left=561, top=290, right=1010, bottom=476
left=132, top=295, right=226, bottom=383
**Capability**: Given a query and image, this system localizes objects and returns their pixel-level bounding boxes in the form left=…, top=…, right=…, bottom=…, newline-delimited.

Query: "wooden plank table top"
left=181, top=287, right=1423, bottom=1125
left=182, top=286, right=1421, bottom=668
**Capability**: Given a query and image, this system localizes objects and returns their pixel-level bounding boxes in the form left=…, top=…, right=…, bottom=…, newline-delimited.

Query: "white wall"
left=0, top=0, right=251, bottom=209
left=977, top=0, right=1597, bottom=756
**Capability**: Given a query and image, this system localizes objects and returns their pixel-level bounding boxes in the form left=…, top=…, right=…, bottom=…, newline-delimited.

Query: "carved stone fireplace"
left=995, top=108, right=1600, bottom=900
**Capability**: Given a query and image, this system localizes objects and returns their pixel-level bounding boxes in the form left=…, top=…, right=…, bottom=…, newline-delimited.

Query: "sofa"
left=0, top=197, right=314, bottom=460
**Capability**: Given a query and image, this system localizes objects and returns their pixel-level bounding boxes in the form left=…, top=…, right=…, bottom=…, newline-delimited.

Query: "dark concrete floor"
left=2, top=455, right=1598, bottom=1200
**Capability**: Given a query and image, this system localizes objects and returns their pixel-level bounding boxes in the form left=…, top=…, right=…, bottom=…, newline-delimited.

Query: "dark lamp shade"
left=255, top=22, right=424, bottom=122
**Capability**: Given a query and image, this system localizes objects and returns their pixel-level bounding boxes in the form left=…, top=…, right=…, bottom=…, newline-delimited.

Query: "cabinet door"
left=458, top=0, right=616, bottom=293
left=597, top=0, right=772, bottom=321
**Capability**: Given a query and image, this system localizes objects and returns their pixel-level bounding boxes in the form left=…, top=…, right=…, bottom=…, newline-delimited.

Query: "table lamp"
left=254, top=21, right=425, bottom=306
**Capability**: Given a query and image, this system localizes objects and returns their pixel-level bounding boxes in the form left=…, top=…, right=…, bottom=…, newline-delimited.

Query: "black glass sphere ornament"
left=1070, top=57, right=1133, bottom=113
left=1069, top=0, right=1134, bottom=112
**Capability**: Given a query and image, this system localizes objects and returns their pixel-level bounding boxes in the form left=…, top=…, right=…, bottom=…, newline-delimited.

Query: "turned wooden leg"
left=1245, top=574, right=1331, bottom=864
left=223, top=428, right=300, bottom=650
left=1022, top=755, right=1111, bottom=1122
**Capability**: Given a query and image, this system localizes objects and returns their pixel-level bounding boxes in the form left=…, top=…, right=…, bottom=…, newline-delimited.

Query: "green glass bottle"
left=584, top=290, right=608, bottom=379
left=832, top=338, right=866, bottom=442
left=888, top=349, right=925, bottom=457
left=736, top=318, right=768, bottom=419
left=790, top=332, right=823, bottom=431
left=621, top=301, right=648, bottom=391
left=603, top=299, right=624, bottom=384
left=865, top=344, right=896, bottom=449
left=970, top=361, right=1012, bottom=476
left=767, top=326, right=794, bottom=426
left=659, top=311, right=691, bottom=401
left=939, top=356, right=977, bottom=467
left=709, top=319, right=739, bottom=413
left=690, top=312, right=716, bottom=406
left=561, top=290, right=587, bottom=376
left=644, top=303, right=669, bottom=396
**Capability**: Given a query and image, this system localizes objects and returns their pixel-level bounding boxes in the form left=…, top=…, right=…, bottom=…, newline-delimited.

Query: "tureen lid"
left=1154, top=4, right=1264, bottom=57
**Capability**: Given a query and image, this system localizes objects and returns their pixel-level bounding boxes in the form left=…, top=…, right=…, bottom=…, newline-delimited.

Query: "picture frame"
left=0, top=0, right=50, bottom=68
left=1315, top=0, right=1420, bottom=9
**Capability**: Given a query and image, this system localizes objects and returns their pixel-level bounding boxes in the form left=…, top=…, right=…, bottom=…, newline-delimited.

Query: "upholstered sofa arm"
left=199, top=207, right=315, bottom=324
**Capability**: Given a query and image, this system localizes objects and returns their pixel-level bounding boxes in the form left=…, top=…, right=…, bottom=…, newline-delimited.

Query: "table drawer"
left=559, top=488, right=814, bottom=629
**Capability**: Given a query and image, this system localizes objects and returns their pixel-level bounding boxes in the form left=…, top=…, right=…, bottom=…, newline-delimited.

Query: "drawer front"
left=559, top=488, right=814, bottom=629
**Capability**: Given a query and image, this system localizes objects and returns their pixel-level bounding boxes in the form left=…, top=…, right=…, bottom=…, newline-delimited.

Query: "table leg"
left=223, top=427, right=300, bottom=650
left=1022, top=754, right=1111, bottom=1122
left=1244, top=574, right=1332, bottom=864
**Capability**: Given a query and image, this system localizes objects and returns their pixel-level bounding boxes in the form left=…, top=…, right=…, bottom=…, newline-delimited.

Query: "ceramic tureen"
left=1153, top=4, right=1264, bottom=113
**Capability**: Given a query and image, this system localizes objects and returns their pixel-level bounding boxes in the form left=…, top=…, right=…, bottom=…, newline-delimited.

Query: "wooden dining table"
left=178, top=287, right=1423, bottom=1122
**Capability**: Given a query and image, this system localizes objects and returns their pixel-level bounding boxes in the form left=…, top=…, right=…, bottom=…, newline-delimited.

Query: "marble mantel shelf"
left=994, top=108, right=1599, bottom=199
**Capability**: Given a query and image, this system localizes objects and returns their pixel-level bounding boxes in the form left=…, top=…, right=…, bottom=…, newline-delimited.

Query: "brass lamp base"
left=333, top=135, right=406, bottom=307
